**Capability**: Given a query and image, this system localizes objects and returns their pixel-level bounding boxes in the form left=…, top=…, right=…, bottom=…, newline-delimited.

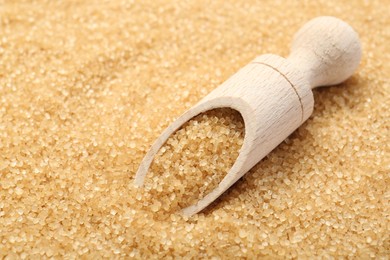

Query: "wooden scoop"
left=135, top=16, right=362, bottom=217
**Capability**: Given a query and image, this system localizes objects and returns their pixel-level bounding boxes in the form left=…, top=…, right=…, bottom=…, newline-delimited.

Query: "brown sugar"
left=0, top=0, right=388, bottom=258
left=141, top=108, right=244, bottom=216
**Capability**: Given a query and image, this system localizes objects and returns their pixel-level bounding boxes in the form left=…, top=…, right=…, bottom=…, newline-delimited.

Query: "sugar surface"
left=0, top=0, right=389, bottom=258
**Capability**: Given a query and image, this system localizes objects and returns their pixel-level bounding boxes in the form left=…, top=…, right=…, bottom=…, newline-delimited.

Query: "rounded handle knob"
left=287, top=16, right=362, bottom=89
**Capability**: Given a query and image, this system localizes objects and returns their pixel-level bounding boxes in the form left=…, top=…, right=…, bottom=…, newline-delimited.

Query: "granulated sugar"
left=141, top=108, right=244, bottom=216
left=0, top=0, right=388, bottom=258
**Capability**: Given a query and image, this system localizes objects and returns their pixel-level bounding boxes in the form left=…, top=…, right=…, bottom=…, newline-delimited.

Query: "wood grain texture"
left=135, top=16, right=362, bottom=216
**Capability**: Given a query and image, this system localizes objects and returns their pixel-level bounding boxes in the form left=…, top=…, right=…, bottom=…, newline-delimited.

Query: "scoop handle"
left=287, top=16, right=362, bottom=88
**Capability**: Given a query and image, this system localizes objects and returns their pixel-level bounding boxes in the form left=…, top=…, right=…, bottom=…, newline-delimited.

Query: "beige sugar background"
left=0, top=0, right=389, bottom=258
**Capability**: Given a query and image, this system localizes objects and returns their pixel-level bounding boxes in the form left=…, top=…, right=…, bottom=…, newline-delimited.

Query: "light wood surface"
left=135, top=16, right=362, bottom=217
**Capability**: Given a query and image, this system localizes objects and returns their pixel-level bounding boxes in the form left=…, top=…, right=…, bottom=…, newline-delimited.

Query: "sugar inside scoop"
left=138, top=108, right=244, bottom=216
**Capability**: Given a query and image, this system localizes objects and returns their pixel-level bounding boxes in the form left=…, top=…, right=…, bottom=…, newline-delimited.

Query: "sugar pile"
left=0, top=0, right=388, bottom=258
